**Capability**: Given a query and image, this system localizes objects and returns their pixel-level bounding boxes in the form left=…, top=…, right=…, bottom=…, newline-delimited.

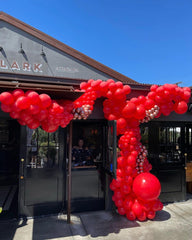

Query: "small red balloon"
left=39, top=94, right=52, bottom=109
left=0, top=92, right=14, bottom=105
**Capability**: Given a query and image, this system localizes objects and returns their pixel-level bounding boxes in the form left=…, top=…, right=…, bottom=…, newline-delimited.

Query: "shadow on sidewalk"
left=0, top=209, right=171, bottom=240
left=77, top=210, right=171, bottom=238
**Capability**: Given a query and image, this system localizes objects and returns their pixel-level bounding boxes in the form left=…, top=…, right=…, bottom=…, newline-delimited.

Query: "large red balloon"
left=132, top=172, right=161, bottom=202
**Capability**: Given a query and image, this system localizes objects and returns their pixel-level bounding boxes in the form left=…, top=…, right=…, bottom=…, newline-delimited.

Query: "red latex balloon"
left=117, top=156, right=126, bottom=168
left=118, top=207, right=126, bottom=215
left=114, top=88, right=125, bottom=100
left=147, top=210, right=156, bottom=220
left=174, top=101, right=188, bottom=114
left=135, top=105, right=146, bottom=120
left=131, top=201, right=143, bottom=217
left=117, top=118, right=127, bottom=129
left=0, top=92, right=14, bottom=105
left=127, top=155, right=136, bottom=167
left=27, top=120, right=40, bottom=129
left=1, top=103, right=12, bottom=112
left=123, top=85, right=131, bottom=95
left=25, top=91, right=40, bottom=104
left=39, top=94, right=52, bottom=109
left=132, top=173, right=161, bottom=202
left=10, top=111, right=20, bottom=119
left=28, top=104, right=40, bottom=115
left=12, top=89, right=25, bottom=100
left=15, top=96, right=31, bottom=109
left=122, top=102, right=136, bottom=118
left=126, top=210, right=136, bottom=221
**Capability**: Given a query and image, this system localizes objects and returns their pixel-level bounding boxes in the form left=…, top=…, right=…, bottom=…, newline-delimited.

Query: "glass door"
left=142, top=122, right=186, bottom=202
left=18, top=126, right=66, bottom=217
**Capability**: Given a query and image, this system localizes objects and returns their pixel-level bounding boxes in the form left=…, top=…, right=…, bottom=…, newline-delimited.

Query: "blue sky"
left=1, top=0, right=191, bottom=86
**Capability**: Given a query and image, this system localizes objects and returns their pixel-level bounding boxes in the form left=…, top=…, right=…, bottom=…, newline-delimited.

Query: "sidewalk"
left=0, top=198, right=192, bottom=240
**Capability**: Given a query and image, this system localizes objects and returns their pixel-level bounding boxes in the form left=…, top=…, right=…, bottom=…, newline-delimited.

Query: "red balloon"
left=0, top=92, right=14, bottom=105
left=1, top=103, right=12, bottom=112
left=25, top=91, right=40, bottom=104
left=123, top=85, right=131, bottom=95
left=126, top=210, right=136, bottom=221
left=137, top=211, right=147, bottom=221
left=118, top=207, right=126, bottom=215
left=127, top=155, right=136, bottom=167
left=121, top=184, right=131, bottom=194
left=117, top=118, right=127, bottom=129
left=183, top=91, right=191, bottom=101
left=144, top=99, right=155, bottom=110
left=122, top=102, right=136, bottom=118
left=132, top=173, right=161, bottom=202
left=36, top=109, right=48, bottom=121
left=117, top=156, right=126, bottom=168
left=12, top=89, right=25, bottom=100
left=134, top=105, right=146, bottom=120
left=10, top=111, right=20, bottom=119
left=39, top=94, right=52, bottom=109
left=114, top=88, right=125, bottom=100
left=147, top=91, right=156, bottom=100
left=27, top=120, right=40, bottom=129
left=147, top=210, right=156, bottom=220
left=108, top=114, right=117, bottom=120
left=123, top=197, right=133, bottom=210
left=150, top=84, right=158, bottom=92
left=28, top=104, right=40, bottom=115
left=174, top=101, right=188, bottom=114
left=15, top=96, right=31, bottom=109
left=131, top=201, right=143, bottom=217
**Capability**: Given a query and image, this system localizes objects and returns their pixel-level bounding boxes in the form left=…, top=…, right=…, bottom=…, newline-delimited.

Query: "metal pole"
left=67, top=121, right=72, bottom=224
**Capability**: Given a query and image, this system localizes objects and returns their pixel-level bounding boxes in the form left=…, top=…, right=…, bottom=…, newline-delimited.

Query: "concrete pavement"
left=0, top=198, right=192, bottom=240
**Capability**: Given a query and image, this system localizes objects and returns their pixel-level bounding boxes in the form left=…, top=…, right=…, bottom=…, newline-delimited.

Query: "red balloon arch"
left=0, top=79, right=191, bottom=221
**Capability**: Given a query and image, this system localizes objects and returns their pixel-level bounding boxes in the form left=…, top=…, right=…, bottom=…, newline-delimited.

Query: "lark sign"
left=0, top=59, right=43, bottom=73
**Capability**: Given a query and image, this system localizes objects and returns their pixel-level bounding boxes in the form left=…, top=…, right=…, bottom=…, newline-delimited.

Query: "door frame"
left=18, top=126, right=67, bottom=217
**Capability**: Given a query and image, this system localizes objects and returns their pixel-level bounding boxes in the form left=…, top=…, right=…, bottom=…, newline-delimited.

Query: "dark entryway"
left=71, top=120, right=116, bottom=212
left=0, top=119, right=20, bottom=220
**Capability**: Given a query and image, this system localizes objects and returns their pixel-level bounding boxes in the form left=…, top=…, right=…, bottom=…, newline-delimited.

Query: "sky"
left=1, top=0, right=192, bottom=87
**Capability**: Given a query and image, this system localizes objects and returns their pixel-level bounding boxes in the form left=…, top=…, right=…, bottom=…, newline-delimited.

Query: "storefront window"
left=159, top=126, right=181, bottom=163
left=26, top=127, right=59, bottom=168
left=72, top=122, right=103, bottom=169
left=185, top=126, right=192, bottom=162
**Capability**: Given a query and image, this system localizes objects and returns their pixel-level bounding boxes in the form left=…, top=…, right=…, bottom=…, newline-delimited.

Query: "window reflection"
left=72, top=123, right=103, bottom=169
left=159, top=127, right=181, bottom=163
left=26, top=127, right=59, bottom=168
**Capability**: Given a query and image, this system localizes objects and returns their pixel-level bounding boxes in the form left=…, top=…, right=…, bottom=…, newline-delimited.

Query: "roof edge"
left=0, top=11, right=138, bottom=85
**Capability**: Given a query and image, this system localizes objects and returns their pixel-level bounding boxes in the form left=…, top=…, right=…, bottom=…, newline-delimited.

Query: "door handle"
left=20, top=158, right=24, bottom=179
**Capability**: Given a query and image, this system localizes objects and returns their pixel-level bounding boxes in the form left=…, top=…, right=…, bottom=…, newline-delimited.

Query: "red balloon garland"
left=0, top=79, right=191, bottom=221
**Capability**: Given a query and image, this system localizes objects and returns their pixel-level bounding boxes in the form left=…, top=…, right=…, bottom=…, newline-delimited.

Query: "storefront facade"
left=0, top=12, right=150, bottom=219
left=0, top=12, right=191, bottom=220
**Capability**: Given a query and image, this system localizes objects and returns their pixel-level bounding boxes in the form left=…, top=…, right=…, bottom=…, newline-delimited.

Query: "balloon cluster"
left=77, top=79, right=191, bottom=221
left=0, top=89, right=74, bottom=132
left=0, top=79, right=191, bottom=221
left=140, top=105, right=160, bottom=123
left=73, top=105, right=92, bottom=120
left=147, top=84, right=190, bottom=116
left=110, top=128, right=162, bottom=221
